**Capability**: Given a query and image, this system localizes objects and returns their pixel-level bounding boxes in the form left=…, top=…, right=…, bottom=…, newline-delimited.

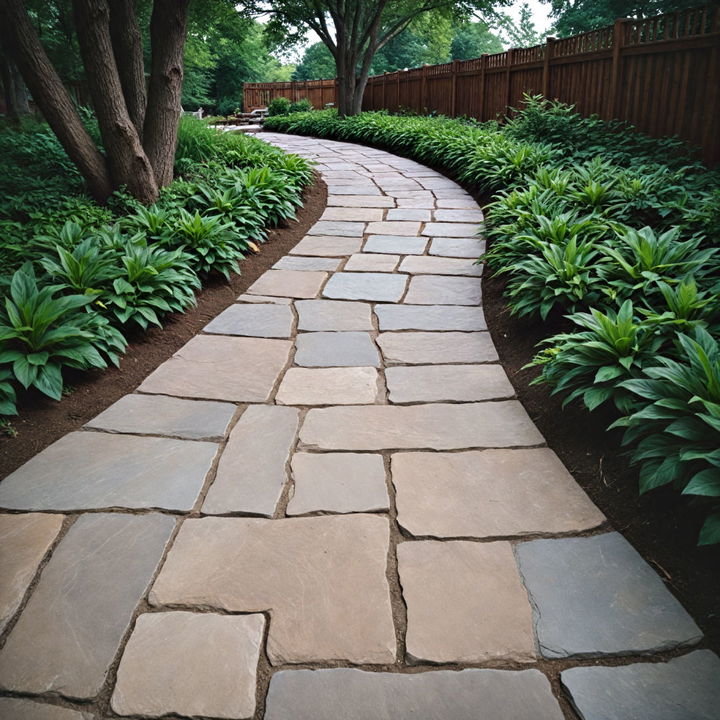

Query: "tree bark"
left=109, top=0, right=146, bottom=138
left=0, top=50, right=19, bottom=122
left=11, top=59, right=29, bottom=115
left=0, top=0, right=113, bottom=200
left=143, top=0, right=189, bottom=187
left=72, top=0, right=158, bottom=204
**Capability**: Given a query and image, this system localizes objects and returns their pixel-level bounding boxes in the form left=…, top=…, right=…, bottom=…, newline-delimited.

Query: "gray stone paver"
left=0, top=513, right=174, bottom=698
left=0, top=132, right=706, bottom=719
left=516, top=532, right=703, bottom=658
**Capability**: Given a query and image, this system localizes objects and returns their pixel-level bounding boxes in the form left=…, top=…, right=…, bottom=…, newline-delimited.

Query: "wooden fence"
left=244, top=5, right=720, bottom=165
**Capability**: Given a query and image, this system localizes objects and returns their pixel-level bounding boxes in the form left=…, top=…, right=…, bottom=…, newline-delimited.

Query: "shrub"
left=289, top=98, right=312, bottom=113
left=267, top=97, right=292, bottom=116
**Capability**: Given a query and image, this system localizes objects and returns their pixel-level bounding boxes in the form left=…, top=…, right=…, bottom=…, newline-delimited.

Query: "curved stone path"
left=0, top=134, right=718, bottom=720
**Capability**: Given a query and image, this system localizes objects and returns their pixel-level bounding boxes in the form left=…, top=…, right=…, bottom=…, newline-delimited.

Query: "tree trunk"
left=0, top=0, right=113, bottom=201
left=109, top=0, right=146, bottom=138
left=11, top=59, right=29, bottom=115
left=0, top=50, right=19, bottom=122
left=143, top=0, right=188, bottom=187
left=72, top=0, right=158, bottom=204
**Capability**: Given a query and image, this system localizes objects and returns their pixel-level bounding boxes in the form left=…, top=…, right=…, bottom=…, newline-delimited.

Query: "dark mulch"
left=0, top=173, right=327, bottom=477
left=482, top=270, right=720, bottom=652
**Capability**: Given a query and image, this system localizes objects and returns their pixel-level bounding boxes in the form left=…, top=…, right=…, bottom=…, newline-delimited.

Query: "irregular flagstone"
left=560, top=650, right=720, bottom=720
left=436, top=197, right=480, bottom=208
left=321, top=207, right=384, bottom=221
left=327, top=194, right=394, bottom=207
left=296, top=299, right=373, bottom=331
left=378, top=331, right=498, bottom=364
left=139, top=335, right=292, bottom=402
left=300, top=402, right=544, bottom=450
left=386, top=208, right=432, bottom=221
left=516, top=532, right=703, bottom=658
left=434, top=208, right=484, bottom=222
left=363, top=235, right=428, bottom=255
left=236, top=293, right=292, bottom=304
left=403, top=275, right=482, bottom=305
left=0, top=698, right=93, bottom=720
left=295, top=331, right=381, bottom=367
left=150, top=514, right=396, bottom=665
left=366, top=221, right=422, bottom=235
left=0, top=513, right=175, bottom=699
left=203, top=302, right=294, bottom=338
left=290, top=236, right=363, bottom=256
left=392, top=449, right=605, bottom=538
left=86, top=394, right=236, bottom=440
left=327, top=184, right=382, bottom=195
left=323, top=272, right=407, bottom=302
left=111, top=612, right=264, bottom=719
left=277, top=367, right=381, bottom=405
left=264, top=667, right=564, bottom=720
left=287, top=452, right=389, bottom=515
left=308, top=221, right=366, bottom=237
left=386, top=364, right=513, bottom=403
left=417, top=176, right=460, bottom=190
left=399, top=255, right=482, bottom=276
left=344, top=253, right=400, bottom=272
left=273, top=255, right=342, bottom=271
left=398, top=540, right=536, bottom=663
left=424, top=222, right=479, bottom=237
left=429, top=237, right=486, bottom=258
left=247, top=269, right=326, bottom=299
left=0, top=513, right=64, bottom=633
left=202, top=405, right=299, bottom=516
left=0, top=432, right=217, bottom=511
left=375, top=304, right=486, bottom=331
left=395, top=196, right=435, bottom=209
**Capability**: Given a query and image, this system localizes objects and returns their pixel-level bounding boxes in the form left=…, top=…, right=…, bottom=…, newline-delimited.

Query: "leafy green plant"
left=614, top=328, right=720, bottom=545
left=267, top=97, right=292, bottom=116
left=289, top=98, right=312, bottom=113
left=39, top=238, right=117, bottom=298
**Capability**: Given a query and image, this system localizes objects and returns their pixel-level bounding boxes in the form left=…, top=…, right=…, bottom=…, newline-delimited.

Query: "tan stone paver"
left=290, top=235, right=364, bottom=256
left=277, top=367, right=381, bottom=405
left=247, top=269, right=327, bottom=298
left=296, top=299, right=373, bottom=331
left=378, top=331, right=498, bottom=364
left=344, top=252, right=400, bottom=272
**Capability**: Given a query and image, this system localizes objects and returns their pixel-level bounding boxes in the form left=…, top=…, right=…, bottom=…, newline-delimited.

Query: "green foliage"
left=289, top=98, right=312, bottom=113
left=268, top=97, right=293, bottom=116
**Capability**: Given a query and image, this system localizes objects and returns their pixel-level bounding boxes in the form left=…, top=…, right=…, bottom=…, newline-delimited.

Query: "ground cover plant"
left=0, top=116, right=312, bottom=417
left=265, top=96, right=720, bottom=543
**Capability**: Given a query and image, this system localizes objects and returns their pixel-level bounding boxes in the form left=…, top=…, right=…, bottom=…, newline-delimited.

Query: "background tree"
left=548, top=0, right=701, bottom=36
left=450, top=21, right=503, bottom=59
left=293, top=41, right=337, bottom=80
left=491, top=2, right=544, bottom=47
left=259, top=0, right=507, bottom=116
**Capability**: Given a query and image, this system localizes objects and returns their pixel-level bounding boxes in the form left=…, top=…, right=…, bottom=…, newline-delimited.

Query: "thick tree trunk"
left=143, top=0, right=189, bottom=187
left=0, top=51, right=19, bottom=122
left=0, top=0, right=113, bottom=200
left=109, top=0, right=146, bottom=138
left=72, top=0, right=158, bottom=204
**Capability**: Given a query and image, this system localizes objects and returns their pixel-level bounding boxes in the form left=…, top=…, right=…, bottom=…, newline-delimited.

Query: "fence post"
left=479, top=54, right=487, bottom=120
left=421, top=65, right=428, bottom=113
left=543, top=37, right=555, bottom=98
left=397, top=70, right=401, bottom=109
left=451, top=59, right=459, bottom=117
left=608, top=19, right=628, bottom=120
left=505, top=48, right=515, bottom=112
left=304, top=79, right=308, bottom=102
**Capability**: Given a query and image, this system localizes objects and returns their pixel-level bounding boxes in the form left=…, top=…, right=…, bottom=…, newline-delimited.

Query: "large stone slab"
left=0, top=698, right=92, bottom=720
left=429, top=237, right=486, bottom=258
left=404, top=275, right=481, bottom=305
left=323, top=272, right=407, bottom=302
left=399, top=255, right=482, bottom=276
left=327, top=194, right=394, bottom=207
left=321, top=207, right=383, bottom=222
left=247, top=269, right=326, bottom=299
left=516, top=532, right=703, bottom=658
left=273, top=255, right=342, bottom=271
left=0, top=432, right=216, bottom=511
left=139, top=335, right=292, bottom=402
left=392, top=449, right=605, bottom=538
left=111, top=611, right=264, bottom=719
left=296, top=299, right=373, bottom=331
left=86, top=394, right=235, bottom=440
left=0, top=513, right=64, bottom=633
left=295, top=331, right=381, bottom=367
left=287, top=452, right=389, bottom=515
left=561, top=650, right=720, bottom=720
left=0, top=513, right=174, bottom=698
left=424, top=222, right=480, bottom=237
left=385, top=363, right=512, bottom=403
left=150, top=514, right=396, bottom=664
left=434, top=208, right=484, bottom=222
left=202, top=405, right=299, bottom=516
left=378, top=331, right=497, bottom=364
left=363, top=235, right=428, bottom=255
left=386, top=208, right=432, bottom=221
left=398, top=540, right=535, bottom=663
left=265, top=667, right=564, bottom=720
left=344, top=253, right=400, bottom=272
left=375, top=304, right=486, bottom=331
left=300, top=402, right=544, bottom=450
left=204, top=302, right=293, bottom=338
left=290, top=236, right=363, bottom=256
left=366, top=221, right=422, bottom=236
left=277, top=367, right=381, bottom=405
left=308, top=221, right=366, bottom=237
left=236, top=293, right=292, bottom=304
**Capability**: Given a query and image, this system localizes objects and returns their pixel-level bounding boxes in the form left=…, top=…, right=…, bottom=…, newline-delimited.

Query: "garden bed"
left=0, top=173, right=327, bottom=477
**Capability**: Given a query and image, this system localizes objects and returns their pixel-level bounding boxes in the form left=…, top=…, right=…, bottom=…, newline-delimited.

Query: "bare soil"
left=0, top=173, right=327, bottom=477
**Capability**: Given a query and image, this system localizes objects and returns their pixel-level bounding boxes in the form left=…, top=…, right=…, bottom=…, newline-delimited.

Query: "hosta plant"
left=39, top=238, right=117, bottom=298
left=614, top=328, right=720, bottom=545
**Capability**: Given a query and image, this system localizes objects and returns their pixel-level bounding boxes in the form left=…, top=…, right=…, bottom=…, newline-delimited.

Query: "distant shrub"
left=267, top=97, right=292, bottom=116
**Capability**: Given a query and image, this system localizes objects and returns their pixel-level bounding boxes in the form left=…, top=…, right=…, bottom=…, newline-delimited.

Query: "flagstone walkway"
left=0, top=134, right=718, bottom=720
